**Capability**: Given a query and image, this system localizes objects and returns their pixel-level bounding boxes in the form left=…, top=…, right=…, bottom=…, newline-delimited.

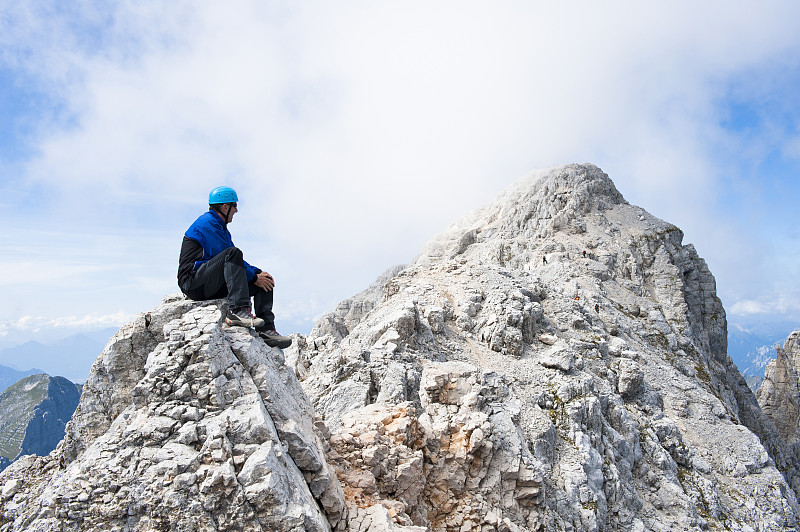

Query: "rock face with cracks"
left=757, top=332, right=800, bottom=446
left=291, top=164, right=800, bottom=531
left=0, top=296, right=346, bottom=531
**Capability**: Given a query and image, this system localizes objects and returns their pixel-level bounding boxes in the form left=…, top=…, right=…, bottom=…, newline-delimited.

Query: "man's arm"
left=178, top=236, right=204, bottom=287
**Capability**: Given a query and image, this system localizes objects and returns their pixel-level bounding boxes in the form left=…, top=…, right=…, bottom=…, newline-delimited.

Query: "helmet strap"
left=209, top=204, right=229, bottom=225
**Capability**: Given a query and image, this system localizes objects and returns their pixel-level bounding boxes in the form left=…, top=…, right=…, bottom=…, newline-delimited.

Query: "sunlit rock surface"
left=292, top=164, right=799, bottom=531
left=0, top=296, right=345, bottom=531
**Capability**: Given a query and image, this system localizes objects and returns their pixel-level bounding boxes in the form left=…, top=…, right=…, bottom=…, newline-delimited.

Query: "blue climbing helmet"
left=208, top=186, right=238, bottom=205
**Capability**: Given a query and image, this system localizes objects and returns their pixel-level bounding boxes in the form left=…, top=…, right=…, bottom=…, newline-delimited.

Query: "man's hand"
left=254, top=272, right=275, bottom=292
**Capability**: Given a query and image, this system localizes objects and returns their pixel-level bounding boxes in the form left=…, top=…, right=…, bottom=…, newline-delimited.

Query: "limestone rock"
left=0, top=296, right=345, bottom=531
left=293, top=164, right=800, bottom=531
left=617, top=359, right=644, bottom=397
left=757, top=331, right=800, bottom=444
left=312, top=265, right=408, bottom=343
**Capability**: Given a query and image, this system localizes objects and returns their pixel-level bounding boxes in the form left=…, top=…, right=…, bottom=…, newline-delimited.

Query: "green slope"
left=0, top=374, right=81, bottom=464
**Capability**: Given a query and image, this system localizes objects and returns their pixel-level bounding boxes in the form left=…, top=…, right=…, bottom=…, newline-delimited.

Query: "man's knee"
left=223, top=247, right=244, bottom=265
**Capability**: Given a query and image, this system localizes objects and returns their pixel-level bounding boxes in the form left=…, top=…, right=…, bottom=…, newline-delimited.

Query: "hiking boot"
left=225, top=306, right=265, bottom=329
left=258, top=329, right=292, bottom=349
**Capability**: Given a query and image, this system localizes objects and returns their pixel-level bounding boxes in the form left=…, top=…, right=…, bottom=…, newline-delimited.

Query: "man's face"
left=223, top=202, right=238, bottom=222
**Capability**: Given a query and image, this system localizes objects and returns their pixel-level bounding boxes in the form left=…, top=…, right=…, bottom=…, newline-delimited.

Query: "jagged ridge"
left=292, top=163, right=800, bottom=531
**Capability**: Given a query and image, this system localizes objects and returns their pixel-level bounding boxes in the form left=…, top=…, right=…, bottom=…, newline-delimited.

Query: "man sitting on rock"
left=178, top=185, right=292, bottom=349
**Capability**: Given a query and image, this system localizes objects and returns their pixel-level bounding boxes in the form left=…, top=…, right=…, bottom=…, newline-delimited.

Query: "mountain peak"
left=292, top=163, right=800, bottom=530
left=0, top=373, right=80, bottom=472
left=415, top=163, right=657, bottom=269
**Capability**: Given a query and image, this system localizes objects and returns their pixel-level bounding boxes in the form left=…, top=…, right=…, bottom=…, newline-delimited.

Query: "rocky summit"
left=291, top=164, right=799, bottom=531
left=0, top=163, right=797, bottom=531
left=0, top=297, right=347, bottom=531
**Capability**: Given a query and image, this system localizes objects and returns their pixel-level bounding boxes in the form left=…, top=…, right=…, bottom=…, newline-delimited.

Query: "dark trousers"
left=182, top=247, right=275, bottom=331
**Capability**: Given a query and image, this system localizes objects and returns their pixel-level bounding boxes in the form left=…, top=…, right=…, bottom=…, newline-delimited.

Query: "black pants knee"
left=182, top=247, right=276, bottom=330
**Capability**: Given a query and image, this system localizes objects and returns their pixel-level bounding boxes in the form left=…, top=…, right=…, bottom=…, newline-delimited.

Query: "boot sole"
left=258, top=333, right=292, bottom=349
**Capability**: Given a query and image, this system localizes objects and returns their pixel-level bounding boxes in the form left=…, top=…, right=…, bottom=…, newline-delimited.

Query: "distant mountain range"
left=0, top=366, right=43, bottom=394
left=727, top=320, right=800, bottom=388
left=0, top=374, right=81, bottom=472
left=0, top=328, right=117, bottom=383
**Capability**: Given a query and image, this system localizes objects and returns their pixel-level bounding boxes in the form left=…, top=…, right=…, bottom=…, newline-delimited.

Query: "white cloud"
left=1, top=1, right=800, bottom=332
left=0, top=311, right=132, bottom=334
left=729, top=290, right=800, bottom=320
left=729, top=300, right=771, bottom=316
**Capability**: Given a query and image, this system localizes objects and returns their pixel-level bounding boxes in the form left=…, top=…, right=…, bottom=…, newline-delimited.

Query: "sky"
left=1, top=1, right=799, bottom=352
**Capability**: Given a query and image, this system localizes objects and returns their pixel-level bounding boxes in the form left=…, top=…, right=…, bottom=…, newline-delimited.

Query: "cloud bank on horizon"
left=1, top=1, right=799, bottom=343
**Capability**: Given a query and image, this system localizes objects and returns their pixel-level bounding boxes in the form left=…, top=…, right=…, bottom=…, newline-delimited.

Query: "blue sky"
left=1, top=1, right=799, bottom=351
